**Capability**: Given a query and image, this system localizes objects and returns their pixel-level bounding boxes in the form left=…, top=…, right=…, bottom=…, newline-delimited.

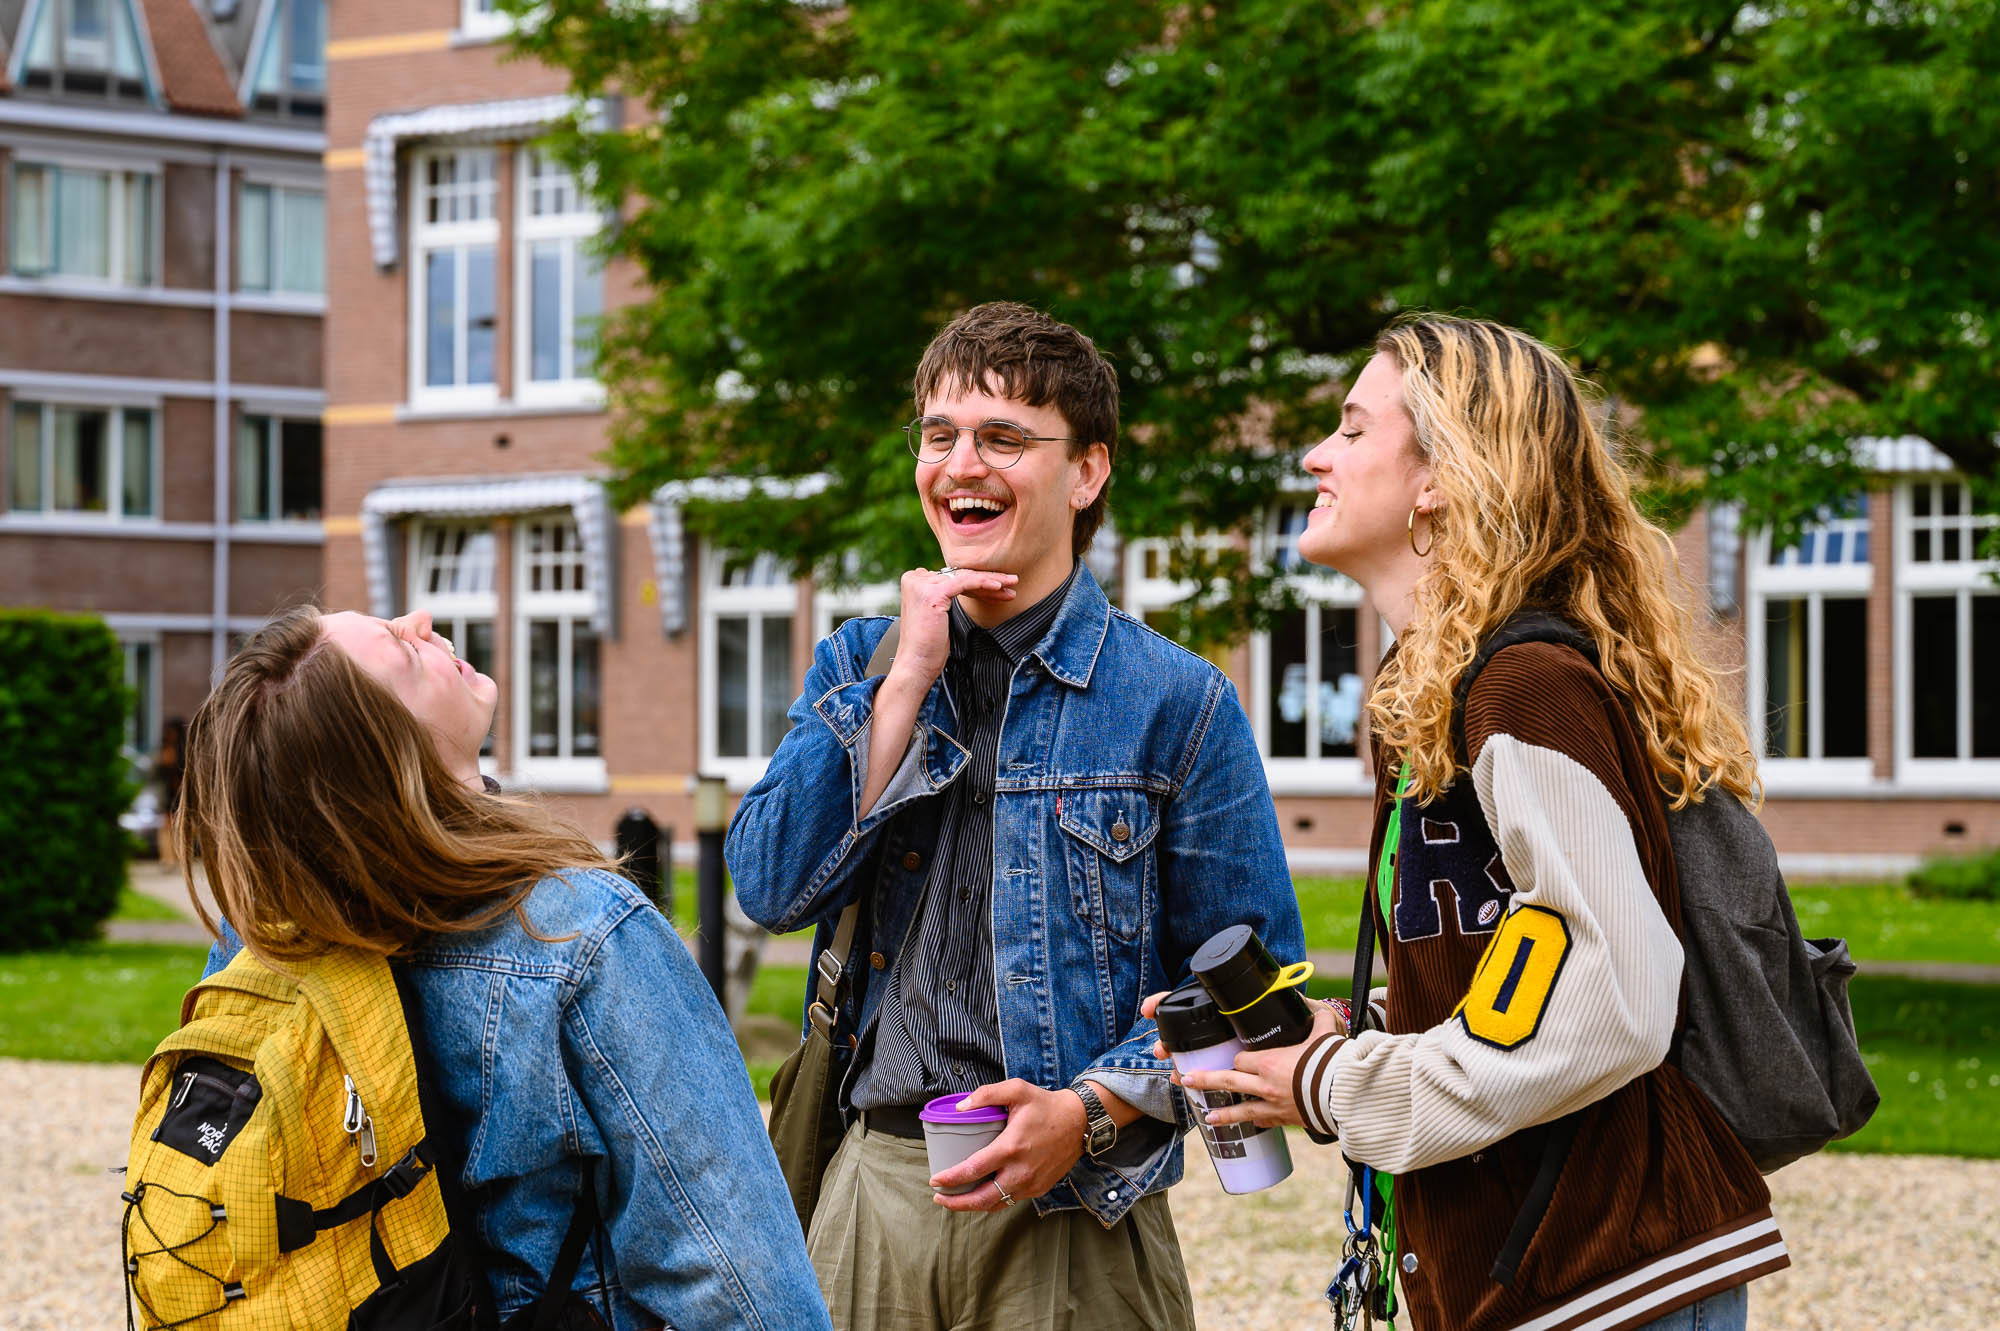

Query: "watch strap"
left=1074, top=1082, right=1117, bottom=1157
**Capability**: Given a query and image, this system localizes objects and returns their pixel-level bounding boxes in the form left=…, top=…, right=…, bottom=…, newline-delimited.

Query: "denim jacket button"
left=1106, top=1189, right=1120, bottom=1201
left=1111, top=820, right=1131, bottom=843
left=903, top=851, right=923, bottom=871
left=870, top=951, right=887, bottom=970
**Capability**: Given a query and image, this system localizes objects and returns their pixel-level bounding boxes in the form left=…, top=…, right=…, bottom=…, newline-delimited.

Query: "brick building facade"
left=326, top=3, right=1996, bottom=871
left=0, top=0, right=325, bottom=759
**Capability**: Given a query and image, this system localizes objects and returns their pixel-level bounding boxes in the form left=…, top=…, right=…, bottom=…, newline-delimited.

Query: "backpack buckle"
left=380, top=1145, right=433, bottom=1200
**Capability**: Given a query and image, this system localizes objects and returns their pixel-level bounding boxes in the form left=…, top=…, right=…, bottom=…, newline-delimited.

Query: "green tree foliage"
left=510, top=0, right=2000, bottom=619
left=0, top=612, right=136, bottom=950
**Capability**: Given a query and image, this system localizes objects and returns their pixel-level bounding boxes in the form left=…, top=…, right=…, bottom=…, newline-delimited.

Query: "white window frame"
left=407, top=148, right=500, bottom=410
left=1248, top=507, right=1368, bottom=795
left=1894, top=480, right=2000, bottom=787
left=1743, top=511, right=1875, bottom=791
left=700, top=544, right=800, bottom=789
left=406, top=520, right=499, bottom=764
left=8, top=156, right=160, bottom=290
left=237, top=177, right=325, bottom=299
left=234, top=411, right=322, bottom=526
left=9, top=0, right=156, bottom=99
left=512, top=147, right=604, bottom=406
left=240, top=0, right=326, bottom=113
left=120, top=632, right=160, bottom=757
left=512, top=513, right=605, bottom=790
left=457, top=0, right=513, bottom=42
left=8, top=396, right=160, bottom=521
left=813, top=559, right=898, bottom=642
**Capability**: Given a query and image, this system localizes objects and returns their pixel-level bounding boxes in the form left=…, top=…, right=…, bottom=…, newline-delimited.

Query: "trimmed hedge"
left=0, top=610, right=135, bottom=949
left=1908, top=848, right=2000, bottom=903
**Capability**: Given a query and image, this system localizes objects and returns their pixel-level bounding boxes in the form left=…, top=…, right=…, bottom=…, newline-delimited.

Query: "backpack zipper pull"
left=172, top=1070, right=197, bottom=1109
left=343, top=1075, right=379, bottom=1167
left=342, top=1076, right=365, bottom=1134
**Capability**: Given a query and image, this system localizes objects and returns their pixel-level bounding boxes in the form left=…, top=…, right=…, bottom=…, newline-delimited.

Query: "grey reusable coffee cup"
left=1156, top=981, right=1294, bottom=1194
left=919, top=1093, right=1008, bottom=1195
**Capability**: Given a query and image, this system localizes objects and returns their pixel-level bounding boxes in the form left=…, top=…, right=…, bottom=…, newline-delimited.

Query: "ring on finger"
left=994, top=1181, right=1014, bottom=1207
left=937, top=565, right=958, bottom=576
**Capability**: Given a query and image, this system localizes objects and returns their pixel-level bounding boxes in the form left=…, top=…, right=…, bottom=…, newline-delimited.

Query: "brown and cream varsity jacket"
left=1292, top=643, right=1788, bottom=1331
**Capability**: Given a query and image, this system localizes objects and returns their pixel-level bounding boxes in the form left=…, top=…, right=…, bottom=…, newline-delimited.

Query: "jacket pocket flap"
left=1058, top=788, right=1159, bottom=863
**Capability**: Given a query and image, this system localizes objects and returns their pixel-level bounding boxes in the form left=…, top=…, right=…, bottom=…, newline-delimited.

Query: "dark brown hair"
left=177, top=606, right=614, bottom=965
left=913, top=301, right=1120, bottom=555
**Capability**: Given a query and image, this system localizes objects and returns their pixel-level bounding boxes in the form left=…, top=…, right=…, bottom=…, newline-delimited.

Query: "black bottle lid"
left=1154, top=980, right=1236, bottom=1054
left=1190, top=923, right=1281, bottom=1015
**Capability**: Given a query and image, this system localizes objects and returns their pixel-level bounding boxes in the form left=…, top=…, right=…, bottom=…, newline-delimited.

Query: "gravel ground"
left=11, top=1056, right=1997, bottom=1330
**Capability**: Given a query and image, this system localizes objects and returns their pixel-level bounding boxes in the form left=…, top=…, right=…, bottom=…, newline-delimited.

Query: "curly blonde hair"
left=1365, top=314, right=1758, bottom=809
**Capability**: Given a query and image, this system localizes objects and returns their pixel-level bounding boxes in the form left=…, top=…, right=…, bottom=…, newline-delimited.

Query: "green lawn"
left=7, top=885, right=1998, bottom=1159
left=743, top=962, right=812, bottom=1097
left=113, top=885, right=189, bottom=923
left=1295, top=876, right=2000, bottom=970
left=1293, top=875, right=1367, bottom=955
left=1833, top=976, right=2000, bottom=1158
left=0, top=942, right=208, bottom=1064
left=1789, top=883, right=2000, bottom=967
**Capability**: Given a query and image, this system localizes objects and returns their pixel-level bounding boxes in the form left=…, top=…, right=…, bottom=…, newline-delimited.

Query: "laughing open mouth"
left=947, top=496, right=1010, bottom=527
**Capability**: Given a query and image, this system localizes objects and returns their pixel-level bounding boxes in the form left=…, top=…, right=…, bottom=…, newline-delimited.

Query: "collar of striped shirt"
left=946, top=560, right=1080, bottom=666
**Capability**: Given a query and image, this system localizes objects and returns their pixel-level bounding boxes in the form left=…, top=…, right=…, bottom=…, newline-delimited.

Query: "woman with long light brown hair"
left=1158, top=315, right=1785, bottom=1331
left=184, top=605, right=830, bottom=1331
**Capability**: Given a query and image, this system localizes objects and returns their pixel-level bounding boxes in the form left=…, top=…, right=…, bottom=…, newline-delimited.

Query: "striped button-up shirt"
left=848, top=565, right=1076, bottom=1111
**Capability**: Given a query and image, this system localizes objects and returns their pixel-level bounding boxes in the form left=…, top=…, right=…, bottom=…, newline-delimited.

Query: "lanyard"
left=1331, top=761, right=1412, bottom=1327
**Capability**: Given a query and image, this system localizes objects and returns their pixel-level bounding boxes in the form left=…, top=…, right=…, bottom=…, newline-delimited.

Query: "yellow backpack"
left=121, top=947, right=479, bottom=1329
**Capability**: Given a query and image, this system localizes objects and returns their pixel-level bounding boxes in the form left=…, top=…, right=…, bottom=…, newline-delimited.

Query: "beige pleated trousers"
left=806, top=1119, right=1196, bottom=1331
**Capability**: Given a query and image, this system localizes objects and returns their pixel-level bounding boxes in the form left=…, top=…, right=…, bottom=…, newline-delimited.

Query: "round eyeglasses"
left=903, top=417, right=1075, bottom=469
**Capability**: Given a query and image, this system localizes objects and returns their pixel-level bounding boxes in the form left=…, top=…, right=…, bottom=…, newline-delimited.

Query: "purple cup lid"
left=919, top=1092, right=1008, bottom=1125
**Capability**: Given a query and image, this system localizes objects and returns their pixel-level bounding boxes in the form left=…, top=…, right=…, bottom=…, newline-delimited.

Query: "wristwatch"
left=1073, top=1083, right=1118, bottom=1158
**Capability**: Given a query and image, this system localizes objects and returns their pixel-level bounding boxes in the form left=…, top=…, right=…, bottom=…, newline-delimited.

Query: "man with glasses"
left=730, top=302, right=1303, bottom=1331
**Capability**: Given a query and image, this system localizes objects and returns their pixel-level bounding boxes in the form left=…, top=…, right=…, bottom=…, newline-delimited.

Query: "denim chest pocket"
left=1057, top=788, right=1159, bottom=942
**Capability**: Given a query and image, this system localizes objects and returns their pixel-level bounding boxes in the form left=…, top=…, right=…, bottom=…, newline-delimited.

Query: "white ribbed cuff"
left=1293, top=1033, right=1346, bottom=1138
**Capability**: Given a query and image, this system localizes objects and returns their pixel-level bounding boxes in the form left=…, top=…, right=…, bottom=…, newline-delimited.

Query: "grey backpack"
left=1455, top=611, right=1880, bottom=1173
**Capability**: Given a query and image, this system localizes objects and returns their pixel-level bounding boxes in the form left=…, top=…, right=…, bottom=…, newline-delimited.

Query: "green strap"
left=1369, top=761, right=1412, bottom=1324
left=1376, top=761, right=1412, bottom=918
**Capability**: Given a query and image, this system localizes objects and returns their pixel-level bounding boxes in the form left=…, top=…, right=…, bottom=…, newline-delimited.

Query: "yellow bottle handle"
left=1215, top=960, right=1316, bottom=1016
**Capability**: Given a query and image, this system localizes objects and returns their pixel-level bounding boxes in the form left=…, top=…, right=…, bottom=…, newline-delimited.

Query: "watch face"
left=1088, top=1121, right=1116, bottom=1155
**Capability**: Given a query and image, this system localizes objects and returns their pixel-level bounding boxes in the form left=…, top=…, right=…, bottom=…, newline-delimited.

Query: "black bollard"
left=615, top=808, right=663, bottom=907
left=693, top=775, right=728, bottom=1004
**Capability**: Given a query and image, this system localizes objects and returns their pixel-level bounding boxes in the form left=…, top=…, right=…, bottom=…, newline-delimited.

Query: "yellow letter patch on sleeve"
left=1454, top=904, right=1571, bottom=1049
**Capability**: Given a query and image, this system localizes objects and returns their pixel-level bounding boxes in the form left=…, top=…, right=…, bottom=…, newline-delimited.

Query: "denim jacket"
left=728, top=566, right=1303, bottom=1227
left=205, top=870, right=830, bottom=1331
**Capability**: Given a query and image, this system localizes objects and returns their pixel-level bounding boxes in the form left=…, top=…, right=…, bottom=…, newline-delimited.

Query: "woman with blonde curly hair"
left=1162, top=316, right=1787, bottom=1331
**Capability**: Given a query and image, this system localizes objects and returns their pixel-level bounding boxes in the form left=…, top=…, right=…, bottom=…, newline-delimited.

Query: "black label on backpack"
left=153, top=1056, right=261, bottom=1165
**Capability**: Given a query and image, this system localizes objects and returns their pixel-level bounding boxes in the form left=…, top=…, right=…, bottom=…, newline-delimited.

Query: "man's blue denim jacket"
left=728, top=566, right=1303, bottom=1228
left=206, top=870, right=830, bottom=1331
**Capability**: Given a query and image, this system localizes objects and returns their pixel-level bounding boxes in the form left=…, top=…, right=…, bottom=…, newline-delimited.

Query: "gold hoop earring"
left=1408, top=507, right=1434, bottom=558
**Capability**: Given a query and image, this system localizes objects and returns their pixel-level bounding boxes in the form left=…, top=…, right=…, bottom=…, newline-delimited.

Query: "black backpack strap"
left=1489, top=1111, right=1582, bottom=1287
left=524, top=1169, right=607, bottom=1331
left=1449, top=609, right=1597, bottom=765
left=392, top=962, right=502, bottom=1330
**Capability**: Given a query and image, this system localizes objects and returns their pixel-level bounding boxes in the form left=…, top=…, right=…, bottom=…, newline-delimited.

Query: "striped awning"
left=364, top=94, right=603, bottom=270
left=1855, top=435, right=1957, bottom=475
left=360, top=475, right=618, bottom=635
left=648, top=476, right=832, bottom=635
